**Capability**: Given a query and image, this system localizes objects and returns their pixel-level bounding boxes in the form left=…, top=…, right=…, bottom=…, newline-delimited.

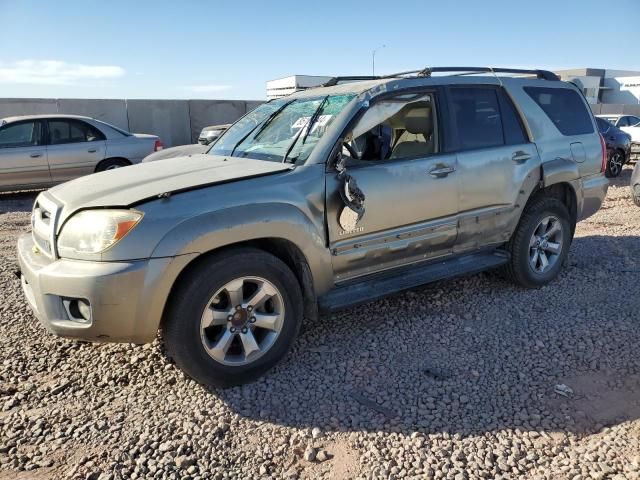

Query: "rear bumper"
left=17, top=234, right=196, bottom=343
left=578, top=173, right=609, bottom=221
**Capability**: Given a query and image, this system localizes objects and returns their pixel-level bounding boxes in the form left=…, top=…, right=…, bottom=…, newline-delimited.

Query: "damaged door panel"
left=325, top=153, right=459, bottom=282
left=454, top=142, right=541, bottom=251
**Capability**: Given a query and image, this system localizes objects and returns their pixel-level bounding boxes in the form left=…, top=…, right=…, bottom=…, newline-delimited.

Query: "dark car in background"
left=198, top=124, right=231, bottom=145
left=596, top=117, right=632, bottom=178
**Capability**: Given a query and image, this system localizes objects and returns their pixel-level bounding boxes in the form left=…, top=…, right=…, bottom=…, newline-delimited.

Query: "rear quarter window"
left=524, top=87, right=594, bottom=136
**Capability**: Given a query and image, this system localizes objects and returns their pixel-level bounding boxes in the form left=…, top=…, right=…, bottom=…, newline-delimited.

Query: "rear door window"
left=48, top=119, right=105, bottom=145
left=449, top=87, right=504, bottom=150
left=0, top=121, right=42, bottom=148
left=627, top=116, right=640, bottom=127
left=524, top=87, right=594, bottom=136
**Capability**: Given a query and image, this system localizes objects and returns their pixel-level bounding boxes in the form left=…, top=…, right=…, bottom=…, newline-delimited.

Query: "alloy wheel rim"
left=105, top=164, right=121, bottom=170
left=529, top=215, right=563, bottom=274
left=200, top=276, right=285, bottom=366
left=609, top=152, right=623, bottom=176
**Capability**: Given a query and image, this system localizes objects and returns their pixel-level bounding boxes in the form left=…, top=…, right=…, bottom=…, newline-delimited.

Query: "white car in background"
left=0, top=114, right=162, bottom=192
left=596, top=114, right=640, bottom=160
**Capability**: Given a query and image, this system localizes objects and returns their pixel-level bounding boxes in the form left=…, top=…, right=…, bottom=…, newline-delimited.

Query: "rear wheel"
left=605, top=150, right=624, bottom=178
left=96, top=158, right=129, bottom=172
left=502, top=197, right=571, bottom=288
left=163, top=248, right=303, bottom=387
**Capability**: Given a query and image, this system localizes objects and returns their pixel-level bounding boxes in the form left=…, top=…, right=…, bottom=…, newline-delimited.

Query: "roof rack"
left=383, top=67, right=560, bottom=81
left=320, top=68, right=559, bottom=88
left=321, top=76, right=381, bottom=87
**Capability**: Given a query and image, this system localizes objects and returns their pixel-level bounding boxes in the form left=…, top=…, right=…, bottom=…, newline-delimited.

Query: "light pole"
left=372, top=44, right=386, bottom=76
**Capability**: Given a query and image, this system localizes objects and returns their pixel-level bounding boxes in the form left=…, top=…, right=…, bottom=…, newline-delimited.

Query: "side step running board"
left=318, top=250, right=509, bottom=313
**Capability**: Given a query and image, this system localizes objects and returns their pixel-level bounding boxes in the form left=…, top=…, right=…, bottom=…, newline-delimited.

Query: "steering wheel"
left=342, top=141, right=358, bottom=160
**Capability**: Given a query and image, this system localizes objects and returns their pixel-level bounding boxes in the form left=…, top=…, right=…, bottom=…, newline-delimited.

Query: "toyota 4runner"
left=17, top=67, right=609, bottom=387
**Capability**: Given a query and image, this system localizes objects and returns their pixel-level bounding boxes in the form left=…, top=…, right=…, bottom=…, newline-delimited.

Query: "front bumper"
left=578, top=173, right=609, bottom=221
left=17, top=234, right=195, bottom=344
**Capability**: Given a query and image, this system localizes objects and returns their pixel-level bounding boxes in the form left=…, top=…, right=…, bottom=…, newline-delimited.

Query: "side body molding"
left=149, top=202, right=335, bottom=296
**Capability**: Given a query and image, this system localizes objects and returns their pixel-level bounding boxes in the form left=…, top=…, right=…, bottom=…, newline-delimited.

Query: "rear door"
left=447, top=85, right=540, bottom=252
left=0, top=120, right=50, bottom=190
left=45, top=118, right=106, bottom=183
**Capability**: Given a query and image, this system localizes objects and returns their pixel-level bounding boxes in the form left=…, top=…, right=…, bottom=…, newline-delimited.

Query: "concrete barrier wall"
left=0, top=98, right=263, bottom=147
left=127, top=100, right=192, bottom=147
left=57, top=99, right=129, bottom=131
left=591, top=103, right=640, bottom=116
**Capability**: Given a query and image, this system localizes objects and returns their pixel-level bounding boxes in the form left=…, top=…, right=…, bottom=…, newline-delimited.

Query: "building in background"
left=555, top=68, right=640, bottom=105
left=266, top=75, right=332, bottom=99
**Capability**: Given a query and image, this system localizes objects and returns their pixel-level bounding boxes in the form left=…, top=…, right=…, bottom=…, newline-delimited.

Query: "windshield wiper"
left=282, top=95, right=329, bottom=164
left=251, top=99, right=296, bottom=140
left=230, top=99, right=296, bottom=157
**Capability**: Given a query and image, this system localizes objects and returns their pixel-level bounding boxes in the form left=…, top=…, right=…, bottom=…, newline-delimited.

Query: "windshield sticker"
left=292, top=115, right=333, bottom=132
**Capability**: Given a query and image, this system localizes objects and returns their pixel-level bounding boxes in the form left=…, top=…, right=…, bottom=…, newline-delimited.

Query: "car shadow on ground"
left=211, top=234, right=640, bottom=437
left=0, top=190, right=40, bottom=213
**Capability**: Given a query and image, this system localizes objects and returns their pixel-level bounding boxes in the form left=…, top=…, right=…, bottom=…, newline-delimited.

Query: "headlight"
left=57, top=209, right=143, bottom=255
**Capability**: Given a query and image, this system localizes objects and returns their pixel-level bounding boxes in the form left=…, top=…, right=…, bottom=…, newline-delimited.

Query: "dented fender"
left=149, top=202, right=335, bottom=295
left=541, top=157, right=580, bottom=187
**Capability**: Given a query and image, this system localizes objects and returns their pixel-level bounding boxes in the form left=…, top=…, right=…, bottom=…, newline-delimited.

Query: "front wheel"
left=502, top=197, right=572, bottom=288
left=162, top=248, right=303, bottom=387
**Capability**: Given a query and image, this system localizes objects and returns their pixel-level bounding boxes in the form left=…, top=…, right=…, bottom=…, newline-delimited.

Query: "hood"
left=48, top=154, right=292, bottom=221
left=142, top=143, right=209, bottom=162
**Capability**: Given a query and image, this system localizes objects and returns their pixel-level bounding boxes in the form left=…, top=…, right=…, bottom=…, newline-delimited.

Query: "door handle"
left=30, top=153, right=43, bottom=158
left=512, top=151, right=531, bottom=163
left=88, top=148, right=97, bottom=153
left=429, top=165, right=455, bottom=178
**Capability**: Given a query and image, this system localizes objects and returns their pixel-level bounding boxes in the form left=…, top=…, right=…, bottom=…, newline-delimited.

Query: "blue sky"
left=1, top=0, right=639, bottom=100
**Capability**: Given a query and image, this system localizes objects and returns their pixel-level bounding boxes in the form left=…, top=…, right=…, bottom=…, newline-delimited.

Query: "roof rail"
left=396, top=67, right=560, bottom=81
left=322, top=76, right=381, bottom=87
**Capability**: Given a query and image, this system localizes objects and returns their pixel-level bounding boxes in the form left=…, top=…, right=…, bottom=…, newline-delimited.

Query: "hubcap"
left=200, top=276, right=284, bottom=366
left=609, top=152, right=622, bottom=176
left=105, top=164, right=121, bottom=170
left=528, top=215, right=563, bottom=274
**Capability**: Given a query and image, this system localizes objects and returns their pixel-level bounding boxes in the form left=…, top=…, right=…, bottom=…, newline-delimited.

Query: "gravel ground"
left=1, top=168, right=639, bottom=480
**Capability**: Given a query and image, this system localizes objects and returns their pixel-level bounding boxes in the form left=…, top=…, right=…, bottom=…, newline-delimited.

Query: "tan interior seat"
left=390, top=105, right=434, bottom=159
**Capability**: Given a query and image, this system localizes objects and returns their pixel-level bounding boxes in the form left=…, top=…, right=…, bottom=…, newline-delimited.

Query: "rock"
left=316, top=450, right=331, bottom=462
left=303, top=446, right=317, bottom=462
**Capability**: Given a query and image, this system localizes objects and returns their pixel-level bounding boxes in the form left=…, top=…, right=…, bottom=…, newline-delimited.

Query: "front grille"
left=32, top=193, right=60, bottom=259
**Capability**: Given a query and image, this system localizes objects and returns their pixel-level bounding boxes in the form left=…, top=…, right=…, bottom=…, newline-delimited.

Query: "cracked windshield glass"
left=209, top=94, right=355, bottom=163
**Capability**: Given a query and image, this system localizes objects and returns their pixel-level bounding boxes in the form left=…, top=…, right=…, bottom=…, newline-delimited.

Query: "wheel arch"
left=95, top=157, right=131, bottom=172
left=161, top=238, right=319, bottom=333
left=526, top=179, right=578, bottom=239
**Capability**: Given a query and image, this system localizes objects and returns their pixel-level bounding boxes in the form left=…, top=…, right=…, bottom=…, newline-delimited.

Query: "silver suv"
left=17, top=67, right=609, bottom=387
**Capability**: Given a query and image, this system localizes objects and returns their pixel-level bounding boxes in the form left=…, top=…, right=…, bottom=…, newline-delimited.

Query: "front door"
left=46, top=118, right=106, bottom=183
left=325, top=92, right=458, bottom=282
left=0, top=120, right=50, bottom=190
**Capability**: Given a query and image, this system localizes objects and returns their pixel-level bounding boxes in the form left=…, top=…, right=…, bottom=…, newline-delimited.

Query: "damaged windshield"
left=209, top=94, right=356, bottom=163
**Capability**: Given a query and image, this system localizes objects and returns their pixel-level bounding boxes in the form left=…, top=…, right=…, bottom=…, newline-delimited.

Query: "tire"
left=163, top=248, right=303, bottom=387
left=502, top=197, right=572, bottom=288
left=605, top=150, right=624, bottom=178
left=96, top=158, right=129, bottom=172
